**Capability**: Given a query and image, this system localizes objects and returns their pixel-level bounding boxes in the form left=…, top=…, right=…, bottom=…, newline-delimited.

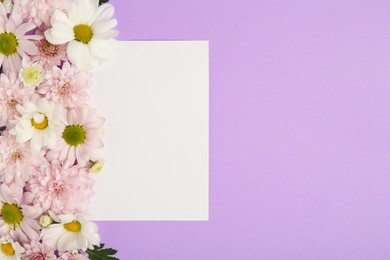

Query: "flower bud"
left=39, top=214, right=53, bottom=228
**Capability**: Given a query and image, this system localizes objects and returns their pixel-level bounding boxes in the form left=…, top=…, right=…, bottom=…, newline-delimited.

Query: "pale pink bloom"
left=14, top=0, right=70, bottom=27
left=58, top=250, right=88, bottom=260
left=0, top=5, right=42, bottom=73
left=0, top=132, right=44, bottom=187
left=28, top=161, right=95, bottom=215
left=0, top=72, right=34, bottom=127
left=38, top=62, right=92, bottom=108
left=0, top=184, right=41, bottom=244
left=47, top=106, right=105, bottom=167
left=32, top=38, right=67, bottom=69
left=22, top=240, right=57, bottom=260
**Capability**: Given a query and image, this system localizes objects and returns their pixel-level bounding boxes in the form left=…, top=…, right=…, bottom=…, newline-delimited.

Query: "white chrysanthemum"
left=44, top=0, right=118, bottom=69
left=10, top=94, right=63, bottom=153
left=41, top=214, right=100, bottom=252
left=19, top=57, right=45, bottom=89
left=0, top=235, right=25, bottom=259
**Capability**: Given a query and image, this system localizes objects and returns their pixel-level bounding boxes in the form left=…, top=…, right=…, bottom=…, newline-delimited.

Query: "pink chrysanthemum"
left=32, top=38, right=67, bottom=69
left=38, top=62, right=92, bottom=108
left=0, top=72, right=34, bottom=127
left=0, top=5, right=42, bottom=73
left=29, top=161, right=95, bottom=215
left=58, top=250, right=89, bottom=260
left=14, top=0, right=70, bottom=27
left=22, top=240, right=56, bottom=260
left=0, top=132, right=43, bottom=187
left=47, top=106, right=105, bottom=167
left=0, top=184, right=41, bottom=244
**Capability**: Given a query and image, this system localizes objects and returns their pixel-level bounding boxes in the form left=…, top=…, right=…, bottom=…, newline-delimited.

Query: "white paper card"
left=90, top=41, right=209, bottom=220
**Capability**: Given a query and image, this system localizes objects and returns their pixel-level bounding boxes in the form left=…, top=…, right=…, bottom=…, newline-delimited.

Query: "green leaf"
left=86, top=244, right=119, bottom=260
left=99, top=0, right=109, bottom=4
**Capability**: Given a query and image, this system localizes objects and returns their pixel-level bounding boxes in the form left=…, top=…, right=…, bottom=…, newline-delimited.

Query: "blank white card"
left=90, top=41, right=209, bottom=220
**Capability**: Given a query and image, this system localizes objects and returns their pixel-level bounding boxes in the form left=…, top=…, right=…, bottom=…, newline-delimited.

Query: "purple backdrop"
left=97, top=0, right=390, bottom=259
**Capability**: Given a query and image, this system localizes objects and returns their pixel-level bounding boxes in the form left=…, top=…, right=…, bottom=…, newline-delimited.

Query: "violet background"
left=97, top=0, right=390, bottom=259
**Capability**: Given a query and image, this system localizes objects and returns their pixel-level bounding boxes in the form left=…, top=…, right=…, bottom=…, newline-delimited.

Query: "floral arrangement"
left=0, top=0, right=119, bottom=259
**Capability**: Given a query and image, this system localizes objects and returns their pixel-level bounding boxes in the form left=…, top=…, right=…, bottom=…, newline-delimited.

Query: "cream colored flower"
left=45, top=0, right=118, bottom=69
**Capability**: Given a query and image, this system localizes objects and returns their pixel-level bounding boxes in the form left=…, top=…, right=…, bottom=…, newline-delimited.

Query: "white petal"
left=67, top=40, right=90, bottom=69
left=92, top=19, right=117, bottom=35
left=91, top=4, right=114, bottom=24
left=89, top=38, right=117, bottom=60
left=44, top=29, right=73, bottom=45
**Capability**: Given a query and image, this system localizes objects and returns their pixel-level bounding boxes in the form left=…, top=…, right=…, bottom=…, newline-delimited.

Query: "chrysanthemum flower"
left=0, top=185, right=41, bottom=244
left=22, top=240, right=56, bottom=260
left=47, top=106, right=104, bottom=167
left=38, top=62, right=92, bottom=108
left=0, top=235, right=25, bottom=259
left=18, top=57, right=45, bottom=89
left=32, top=38, right=67, bottom=69
left=10, top=94, right=63, bottom=153
left=0, top=72, right=34, bottom=128
left=45, top=0, right=118, bottom=69
left=29, top=161, right=95, bottom=215
left=0, top=5, right=42, bottom=73
left=58, top=250, right=89, bottom=260
left=0, top=132, right=43, bottom=187
left=14, top=0, right=70, bottom=27
left=41, top=214, right=100, bottom=252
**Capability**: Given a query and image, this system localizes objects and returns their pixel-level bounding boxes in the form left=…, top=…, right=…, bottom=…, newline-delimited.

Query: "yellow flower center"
left=1, top=243, right=14, bottom=256
left=64, top=220, right=81, bottom=232
left=62, top=125, right=86, bottom=146
left=31, top=113, right=48, bottom=130
left=1, top=203, right=23, bottom=225
left=0, top=33, right=18, bottom=56
left=73, top=24, right=93, bottom=44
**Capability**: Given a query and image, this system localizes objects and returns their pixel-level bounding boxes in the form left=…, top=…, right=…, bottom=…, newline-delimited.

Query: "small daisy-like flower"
left=0, top=185, right=41, bottom=244
left=47, top=106, right=104, bottom=166
left=32, top=38, right=67, bottom=69
left=0, top=235, right=25, bottom=259
left=29, top=161, right=94, bottom=215
left=38, top=62, right=92, bottom=108
left=22, top=240, right=56, bottom=260
left=0, top=73, right=33, bottom=128
left=0, top=132, right=43, bottom=187
left=19, top=57, right=45, bottom=89
left=45, top=0, right=118, bottom=69
left=41, top=214, right=100, bottom=252
left=10, top=94, right=63, bottom=153
left=89, top=160, right=104, bottom=174
left=0, top=5, right=42, bottom=73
